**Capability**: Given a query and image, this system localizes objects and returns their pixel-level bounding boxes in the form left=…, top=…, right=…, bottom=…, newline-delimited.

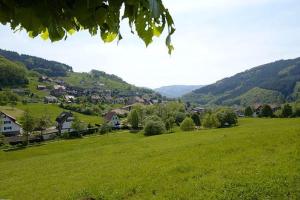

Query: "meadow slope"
left=0, top=118, right=299, bottom=200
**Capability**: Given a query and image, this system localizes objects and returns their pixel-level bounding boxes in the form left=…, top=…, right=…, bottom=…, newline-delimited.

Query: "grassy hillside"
left=184, top=57, right=300, bottom=105
left=0, top=103, right=103, bottom=125
left=0, top=118, right=299, bottom=199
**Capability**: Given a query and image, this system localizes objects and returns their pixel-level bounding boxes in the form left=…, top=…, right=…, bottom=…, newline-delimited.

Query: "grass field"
left=0, top=118, right=299, bottom=200
left=0, top=103, right=103, bottom=125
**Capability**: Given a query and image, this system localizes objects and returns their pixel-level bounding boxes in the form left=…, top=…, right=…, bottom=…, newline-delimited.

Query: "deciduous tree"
left=0, top=0, right=175, bottom=53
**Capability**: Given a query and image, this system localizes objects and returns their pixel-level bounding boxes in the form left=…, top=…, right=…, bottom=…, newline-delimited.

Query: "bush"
left=144, top=120, right=166, bottom=136
left=203, top=113, right=221, bottom=128
left=215, top=109, right=238, bottom=127
left=165, top=117, right=175, bottom=132
left=99, top=123, right=112, bottom=134
left=281, top=104, right=293, bottom=118
left=180, top=117, right=195, bottom=131
left=191, top=113, right=201, bottom=126
left=244, top=106, right=253, bottom=117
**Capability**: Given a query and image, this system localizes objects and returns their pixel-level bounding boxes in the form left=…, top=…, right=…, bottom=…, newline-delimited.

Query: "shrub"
left=260, top=105, right=273, bottom=117
left=281, top=104, right=293, bottom=118
left=203, top=113, right=221, bottom=128
left=99, top=123, right=112, bottom=134
left=180, top=117, right=195, bottom=131
left=244, top=106, right=253, bottom=117
left=144, top=120, right=166, bottom=136
left=215, top=109, right=238, bottom=127
left=191, top=113, right=201, bottom=126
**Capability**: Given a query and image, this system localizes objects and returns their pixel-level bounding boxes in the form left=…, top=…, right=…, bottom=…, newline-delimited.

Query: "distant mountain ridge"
left=155, top=85, right=204, bottom=98
left=183, top=57, right=300, bottom=106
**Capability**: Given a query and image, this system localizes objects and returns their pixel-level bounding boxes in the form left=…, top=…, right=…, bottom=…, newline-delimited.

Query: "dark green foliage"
left=144, top=120, right=166, bottom=136
left=0, top=90, right=19, bottom=106
left=0, top=49, right=72, bottom=77
left=0, top=56, right=28, bottom=88
left=175, top=112, right=186, bottom=125
left=203, top=113, right=221, bottom=128
left=128, top=109, right=139, bottom=130
left=0, top=1, right=175, bottom=54
left=260, top=105, right=273, bottom=118
left=215, top=109, right=238, bottom=127
left=191, top=113, right=201, bottom=126
left=184, top=58, right=300, bottom=105
left=281, top=104, right=293, bottom=118
left=244, top=106, right=254, bottom=117
left=180, top=117, right=195, bottom=131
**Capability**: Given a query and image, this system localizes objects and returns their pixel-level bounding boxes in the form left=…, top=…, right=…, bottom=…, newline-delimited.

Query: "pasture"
left=0, top=118, right=299, bottom=199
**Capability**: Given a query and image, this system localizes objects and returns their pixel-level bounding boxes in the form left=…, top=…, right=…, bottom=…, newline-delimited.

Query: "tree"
left=281, top=104, right=293, bottom=118
left=144, top=120, right=166, bottom=136
left=244, top=106, right=253, bottom=117
left=36, top=113, right=52, bottom=140
left=191, top=113, right=201, bottom=127
left=128, top=109, right=139, bottom=130
left=165, top=117, right=175, bottom=132
left=0, top=0, right=175, bottom=54
left=203, top=113, right=221, bottom=129
left=71, top=116, right=87, bottom=132
left=180, top=117, right=195, bottom=132
left=215, top=108, right=238, bottom=128
left=175, top=112, right=186, bottom=125
left=20, top=110, right=35, bottom=146
left=260, top=105, right=273, bottom=118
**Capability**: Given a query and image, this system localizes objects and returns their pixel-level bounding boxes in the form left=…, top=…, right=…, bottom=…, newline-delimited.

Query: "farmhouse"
left=56, top=112, right=74, bottom=133
left=104, top=111, right=120, bottom=128
left=0, top=112, right=22, bottom=137
left=51, top=85, right=66, bottom=97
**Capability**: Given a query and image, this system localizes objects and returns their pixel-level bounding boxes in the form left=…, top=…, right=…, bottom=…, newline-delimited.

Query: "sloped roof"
left=104, top=111, right=117, bottom=122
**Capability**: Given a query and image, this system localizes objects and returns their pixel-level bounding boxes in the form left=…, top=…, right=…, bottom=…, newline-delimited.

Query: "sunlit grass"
left=0, top=118, right=299, bottom=199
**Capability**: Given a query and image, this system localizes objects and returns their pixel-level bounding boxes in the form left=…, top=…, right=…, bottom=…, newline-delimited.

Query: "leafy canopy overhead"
left=0, top=0, right=175, bottom=54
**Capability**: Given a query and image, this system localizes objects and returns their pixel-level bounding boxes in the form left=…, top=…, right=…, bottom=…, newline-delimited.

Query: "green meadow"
left=0, top=118, right=299, bottom=200
left=0, top=103, right=103, bottom=125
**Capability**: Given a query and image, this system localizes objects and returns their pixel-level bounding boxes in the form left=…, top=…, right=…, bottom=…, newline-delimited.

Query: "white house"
left=0, top=112, right=22, bottom=137
left=56, top=112, right=74, bottom=133
left=104, top=111, right=120, bottom=128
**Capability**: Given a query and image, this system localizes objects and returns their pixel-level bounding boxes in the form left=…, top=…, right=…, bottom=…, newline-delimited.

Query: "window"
left=4, top=127, right=12, bottom=130
left=4, top=121, right=11, bottom=124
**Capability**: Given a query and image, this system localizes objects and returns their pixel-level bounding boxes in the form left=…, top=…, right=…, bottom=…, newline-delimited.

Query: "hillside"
left=0, top=49, right=72, bottom=77
left=183, top=57, right=300, bottom=106
left=0, top=49, right=157, bottom=99
left=155, top=85, right=204, bottom=98
left=0, top=118, right=299, bottom=199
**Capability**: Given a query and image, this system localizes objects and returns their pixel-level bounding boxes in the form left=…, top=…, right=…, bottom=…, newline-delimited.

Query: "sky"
left=1, top=0, right=300, bottom=89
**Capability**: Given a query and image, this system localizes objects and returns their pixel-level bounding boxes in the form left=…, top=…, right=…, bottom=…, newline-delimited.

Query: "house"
left=111, top=108, right=129, bottom=117
left=192, top=107, right=206, bottom=115
left=39, top=76, right=52, bottom=82
left=0, top=112, right=21, bottom=137
left=44, top=96, right=58, bottom=104
left=104, top=111, right=120, bottom=128
left=56, top=112, right=74, bottom=133
left=127, top=96, right=145, bottom=105
left=90, top=95, right=101, bottom=103
left=37, top=85, right=47, bottom=90
left=51, top=85, right=66, bottom=97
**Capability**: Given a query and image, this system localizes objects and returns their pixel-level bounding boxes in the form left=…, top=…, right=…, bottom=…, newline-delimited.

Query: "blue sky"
left=1, top=0, right=300, bottom=88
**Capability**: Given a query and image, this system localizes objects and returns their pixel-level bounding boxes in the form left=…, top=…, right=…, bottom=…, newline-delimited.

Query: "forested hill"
left=183, top=57, right=300, bottom=106
left=0, top=49, right=72, bottom=77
